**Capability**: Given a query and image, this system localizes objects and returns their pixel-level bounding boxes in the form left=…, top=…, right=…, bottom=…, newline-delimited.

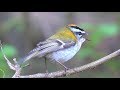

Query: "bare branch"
left=0, top=41, right=15, bottom=70
left=12, top=68, right=22, bottom=78
left=0, top=41, right=22, bottom=78
left=19, top=49, right=120, bottom=78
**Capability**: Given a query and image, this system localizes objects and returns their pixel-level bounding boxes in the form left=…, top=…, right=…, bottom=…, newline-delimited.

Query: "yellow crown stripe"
left=49, top=27, right=77, bottom=42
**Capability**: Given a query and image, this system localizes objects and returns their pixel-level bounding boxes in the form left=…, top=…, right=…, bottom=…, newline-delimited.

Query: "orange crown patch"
left=67, top=24, right=77, bottom=27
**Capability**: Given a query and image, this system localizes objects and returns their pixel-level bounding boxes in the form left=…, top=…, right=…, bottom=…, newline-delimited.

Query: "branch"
left=0, top=41, right=16, bottom=70
left=19, top=49, right=120, bottom=78
left=1, top=40, right=120, bottom=78
left=0, top=41, right=21, bottom=77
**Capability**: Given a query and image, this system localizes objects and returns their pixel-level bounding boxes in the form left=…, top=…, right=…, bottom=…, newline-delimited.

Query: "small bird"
left=19, top=24, right=87, bottom=72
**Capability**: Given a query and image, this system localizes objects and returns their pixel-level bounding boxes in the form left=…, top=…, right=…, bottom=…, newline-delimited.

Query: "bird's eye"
left=79, top=32, right=82, bottom=35
left=76, top=32, right=82, bottom=35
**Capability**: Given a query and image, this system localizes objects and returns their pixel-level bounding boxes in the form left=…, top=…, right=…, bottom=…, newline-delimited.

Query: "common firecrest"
left=19, top=24, right=87, bottom=71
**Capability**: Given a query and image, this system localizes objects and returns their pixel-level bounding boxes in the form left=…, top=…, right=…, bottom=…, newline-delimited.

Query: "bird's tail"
left=18, top=55, right=29, bottom=66
left=18, top=50, right=38, bottom=65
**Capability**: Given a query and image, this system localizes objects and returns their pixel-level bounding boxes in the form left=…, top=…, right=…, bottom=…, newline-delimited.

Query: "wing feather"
left=21, top=39, right=76, bottom=63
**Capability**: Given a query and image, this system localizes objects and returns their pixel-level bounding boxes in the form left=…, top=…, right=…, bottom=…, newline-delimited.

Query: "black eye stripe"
left=76, top=32, right=86, bottom=36
left=70, top=26, right=84, bottom=31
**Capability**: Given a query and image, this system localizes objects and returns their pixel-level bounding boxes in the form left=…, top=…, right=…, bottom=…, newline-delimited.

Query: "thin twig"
left=0, top=68, right=5, bottom=78
left=0, top=41, right=21, bottom=78
left=0, top=41, right=15, bottom=70
left=12, top=68, right=22, bottom=78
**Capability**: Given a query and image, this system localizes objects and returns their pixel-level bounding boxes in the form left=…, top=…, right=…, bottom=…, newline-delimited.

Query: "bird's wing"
left=23, top=39, right=76, bottom=62
left=36, top=39, right=76, bottom=55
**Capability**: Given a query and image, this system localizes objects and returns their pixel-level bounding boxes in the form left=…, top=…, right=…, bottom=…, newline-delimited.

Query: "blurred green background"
left=0, top=12, right=120, bottom=78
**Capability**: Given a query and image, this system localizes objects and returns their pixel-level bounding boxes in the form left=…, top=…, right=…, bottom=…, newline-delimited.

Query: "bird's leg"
left=44, top=57, right=49, bottom=74
left=55, top=60, right=70, bottom=76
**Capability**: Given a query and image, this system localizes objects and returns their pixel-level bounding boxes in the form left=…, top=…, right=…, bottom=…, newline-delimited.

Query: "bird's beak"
left=86, top=33, right=88, bottom=35
left=83, top=33, right=91, bottom=41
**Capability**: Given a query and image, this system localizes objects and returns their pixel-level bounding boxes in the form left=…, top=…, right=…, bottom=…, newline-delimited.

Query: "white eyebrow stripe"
left=71, top=28, right=81, bottom=32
